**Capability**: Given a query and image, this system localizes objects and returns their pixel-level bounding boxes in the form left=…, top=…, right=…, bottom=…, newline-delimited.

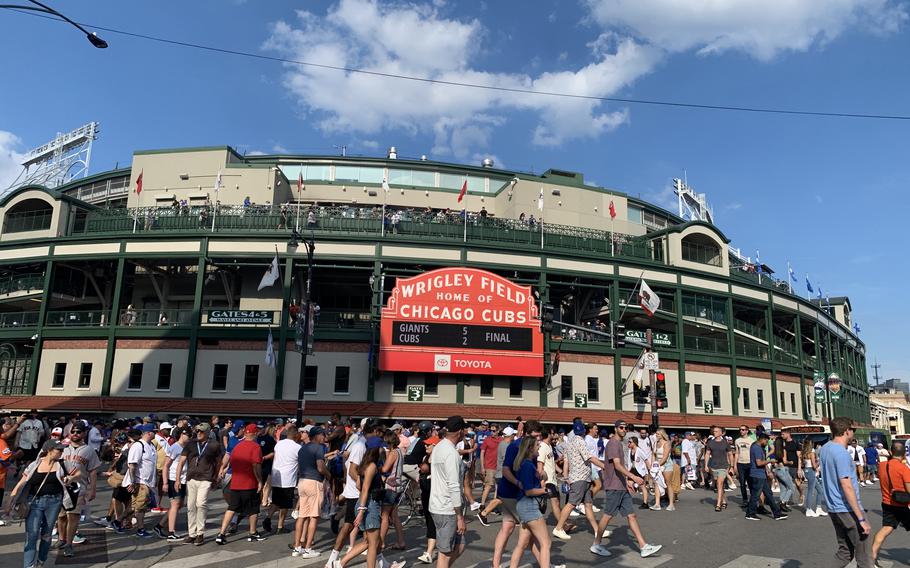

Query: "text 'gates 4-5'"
left=379, top=267, right=544, bottom=377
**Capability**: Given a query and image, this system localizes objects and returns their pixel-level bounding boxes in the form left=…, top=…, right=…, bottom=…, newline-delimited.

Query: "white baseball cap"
left=502, top=426, right=516, bottom=436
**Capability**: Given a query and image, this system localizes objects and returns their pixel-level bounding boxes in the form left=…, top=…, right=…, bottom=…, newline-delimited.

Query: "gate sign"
left=379, top=267, right=544, bottom=377
left=827, top=372, right=842, bottom=402
left=574, top=393, right=588, bottom=408
left=407, top=386, right=424, bottom=402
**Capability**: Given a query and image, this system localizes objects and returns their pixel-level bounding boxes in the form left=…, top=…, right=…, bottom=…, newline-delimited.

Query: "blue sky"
left=1, top=0, right=908, bottom=381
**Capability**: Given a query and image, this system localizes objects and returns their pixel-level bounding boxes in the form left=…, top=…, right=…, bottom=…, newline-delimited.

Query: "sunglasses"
left=616, top=426, right=627, bottom=430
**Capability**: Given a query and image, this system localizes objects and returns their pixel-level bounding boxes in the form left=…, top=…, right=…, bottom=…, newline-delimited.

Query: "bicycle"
left=393, top=477, right=423, bottom=526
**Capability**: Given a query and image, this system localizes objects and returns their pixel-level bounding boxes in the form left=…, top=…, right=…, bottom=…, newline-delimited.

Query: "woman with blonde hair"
left=801, top=438, right=827, bottom=517
left=654, top=429, right=677, bottom=511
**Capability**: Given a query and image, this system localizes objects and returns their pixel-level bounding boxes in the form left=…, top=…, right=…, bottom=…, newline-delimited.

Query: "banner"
left=827, top=372, right=842, bottom=402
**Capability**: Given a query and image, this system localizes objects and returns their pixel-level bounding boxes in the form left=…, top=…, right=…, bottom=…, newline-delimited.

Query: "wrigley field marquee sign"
left=379, top=267, right=544, bottom=377
left=207, top=310, right=273, bottom=324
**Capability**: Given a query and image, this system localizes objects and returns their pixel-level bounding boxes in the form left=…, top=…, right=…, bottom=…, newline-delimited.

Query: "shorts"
left=516, top=496, right=544, bottom=523
left=499, top=497, right=520, bottom=523
left=382, top=489, right=402, bottom=506
left=271, top=486, right=295, bottom=510
left=591, top=465, right=601, bottom=482
left=432, top=513, right=464, bottom=554
left=168, top=479, right=186, bottom=500
left=602, top=490, right=635, bottom=518
left=131, top=484, right=151, bottom=513
left=226, top=489, right=260, bottom=516
left=484, top=470, right=496, bottom=487
left=712, top=469, right=728, bottom=480
left=545, top=483, right=559, bottom=500
left=363, top=499, right=381, bottom=531
left=113, top=486, right=131, bottom=504
left=567, top=480, right=592, bottom=506
left=882, top=503, right=910, bottom=531
left=297, top=479, right=324, bottom=518
left=344, top=497, right=357, bottom=524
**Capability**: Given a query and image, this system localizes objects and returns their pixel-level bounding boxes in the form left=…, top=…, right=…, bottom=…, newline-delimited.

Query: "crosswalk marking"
left=593, top=550, right=674, bottom=568
left=150, top=549, right=260, bottom=568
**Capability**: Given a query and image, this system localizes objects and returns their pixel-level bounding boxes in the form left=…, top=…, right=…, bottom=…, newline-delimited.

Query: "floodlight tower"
left=673, top=176, right=714, bottom=224
left=4, top=122, right=99, bottom=192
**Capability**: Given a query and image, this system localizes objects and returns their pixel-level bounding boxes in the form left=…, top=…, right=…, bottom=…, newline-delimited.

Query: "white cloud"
left=262, top=0, right=659, bottom=155
left=272, top=144, right=290, bottom=153
left=584, top=0, right=906, bottom=60
left=0, top=131, right=26, bottom=191
left=246, top=150, right=267, bottom=156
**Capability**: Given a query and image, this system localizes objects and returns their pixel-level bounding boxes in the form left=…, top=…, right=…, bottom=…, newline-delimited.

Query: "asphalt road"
left=0, top=481, right=907, bottom=568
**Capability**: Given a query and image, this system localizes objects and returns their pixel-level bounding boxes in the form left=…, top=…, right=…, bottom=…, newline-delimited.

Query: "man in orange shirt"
left=0, top=417, right=25, bottom=525
left=872, top=441, right=910, bottom=564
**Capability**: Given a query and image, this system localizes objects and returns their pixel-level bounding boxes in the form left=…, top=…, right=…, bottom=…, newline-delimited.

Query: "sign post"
left=574, top=393, right=588, bottom=408
left=407, top=385, right=424, bottom=402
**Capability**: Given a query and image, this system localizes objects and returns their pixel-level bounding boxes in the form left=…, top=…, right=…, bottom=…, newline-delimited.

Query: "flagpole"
left=787, top=261, right=793, bottom=294
left=383, top=185, right=387, bottom=238
left=617, top=271, right=645, bottom=322
left=539, top=194, right=544, bottom=250
left=296, top=163, right=303, bottom=233
left=133, top=190, right=139, bottom=234
left=610, top=217, right=614, bottom=255
left=463, top=176, right=468, bottom=243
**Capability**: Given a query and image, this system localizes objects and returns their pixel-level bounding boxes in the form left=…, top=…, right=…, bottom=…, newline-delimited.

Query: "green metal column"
left=813, top=323, right=825, bottom=421
left=184, top=249, right=207, bottom=398
left=538, top=268, right=549, bottom=408
left=273, top=256, right=294, bottom=400
left=367, top=259, right=383, bottom=403
left=676, top=287, right=686, bottom=413
left=101, top=256, right=127, bottom=396
left=612, top=279, right=623, bottom=410
left=794, top=313, right=807, bottom=421
left=726, top=296, right=738, bottom=414
left=766, top=301, right=778, bottom=418
left=27, top=258, right=55, bottom=394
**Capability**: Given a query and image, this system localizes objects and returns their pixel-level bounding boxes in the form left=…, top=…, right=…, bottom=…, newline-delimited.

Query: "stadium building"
left=0, top=146, right=870, bottom=429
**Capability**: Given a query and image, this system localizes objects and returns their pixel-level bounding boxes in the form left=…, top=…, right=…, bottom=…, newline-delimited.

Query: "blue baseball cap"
left=572, top=419, right=586, bottom=436
left=137, top=423, right=155, bottom=433
left=366, top=436, right=387, bottom=450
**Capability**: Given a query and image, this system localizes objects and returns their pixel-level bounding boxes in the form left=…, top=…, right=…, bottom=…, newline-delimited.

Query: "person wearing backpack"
left=871, top=440, right=910, bottom=565
left=380, top=430, right=407, bottom=551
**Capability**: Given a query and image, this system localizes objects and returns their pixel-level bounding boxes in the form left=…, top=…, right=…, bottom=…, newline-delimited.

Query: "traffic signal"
left=613, top=322, right=626, bottom=348
left=541, top=303, right=555, bottom=333
left=655, top=371, right=668, bottom=409
left=633, top=383, right=650, bottom=404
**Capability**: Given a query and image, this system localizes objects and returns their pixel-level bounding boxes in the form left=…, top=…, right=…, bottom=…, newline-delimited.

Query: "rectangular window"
left=52, top=363, right=66, bottom=388
left=212, top=364, right=228, bottom=392
left=392, top=372, right=407, bottom=394
left=757, top=389, right=765, bottom=411
left=78, top=362, right=92, bottom=389
left=243, top=364, right=259, bottom=392
left=790, top=393, right=797, bottom=415
left=509, top=377, right=522, bottom=399
left=743, top=387, right=751, bottom=410
left=780, top=391, right=786, bottom=413
left=694, top=384, right=703, bottom=407
left=304, top=366, right=318, bottom=393
left=128, top=363, right=143, bottom=390
left=156, top=363, right=172, bottom=391
left=425, top=374, right=438, bottom=395
left=587, top=377, right=599, bottom=402
left=712, top=385, right=721, bottom=407
left=627, top=204, right=643, bottom=224
left=560, top=376, right=572, bottom=401
left=334, top=366, right=350, bottom=394
left=480, top=377, right=494, bottom=397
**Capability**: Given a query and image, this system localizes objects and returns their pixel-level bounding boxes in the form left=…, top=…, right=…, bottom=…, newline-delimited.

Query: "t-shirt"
left=258, top=434, right=277, bottom=474
left=123, top=440, right=156, bottom=487
left=270, top=438, right=301, bottom=488
left=819, top=441, right=863, bottom=514
left=428, top=438, right=463, bottom=514
left=749, top=444, right=766, bottom=478
left=632, top=443, right=652, bottom=477
left=601, top=438, right=627, bottom=491
left=879, top=459, right=910, bottom=507
left=481, top=435, right=502, bottom=470
left=181, top=440, right=224, bottom=483
left=585, top=435, right=601, bottom=472
left=61, top=442, right=101, bottom=490
left=18, top=418, right=44, bottom=449
left=229, top=439, right=263, bottom=491
left=706, top=437, right=731, bottom=470
left=681, top=439, right=698, bottom=466
left=342, top=437, right=366, bottom=499
left=566, top=434, right=594, bottom=484
left=87, top=427, right=103, bottom=453
left=298, top=442, right=326, bottom=482
left=734, top=437, right=753, bottom=464
left=782, top=440, right=799, bottom=468
left=166, top=442, right=186, bottom=483
left=496, top=440, right=522, bottom=500
left=538, top=442, right=556, bottom=486
left=495, top=437, right=512, bottom=479
left=475, top=430, right=490, bottom=458
left=0, top=438, right=13, bottom=486
left=517, top=459, right=539, bottom=497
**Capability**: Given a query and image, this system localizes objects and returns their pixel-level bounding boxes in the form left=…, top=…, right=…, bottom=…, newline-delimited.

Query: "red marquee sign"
left=379, top=267, right=543, bottom=377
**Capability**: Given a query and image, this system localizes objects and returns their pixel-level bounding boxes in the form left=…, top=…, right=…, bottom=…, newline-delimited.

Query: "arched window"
left=4, top=198, right=53, bottom=233
left=681, top=233, right=721, bottom=266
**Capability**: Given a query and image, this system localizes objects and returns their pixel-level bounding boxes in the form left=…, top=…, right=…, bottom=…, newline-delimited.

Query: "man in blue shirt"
left=818, top=417, right=872, bottom=568
left=745, top=433, right=787, bottom=520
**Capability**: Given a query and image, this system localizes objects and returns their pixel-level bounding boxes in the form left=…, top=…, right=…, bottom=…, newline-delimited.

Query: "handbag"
left=107, top=471, right=124, bottom=488
left=887, top=462, right=910, bottom=504
left=57, top=460, right=81, bottom=511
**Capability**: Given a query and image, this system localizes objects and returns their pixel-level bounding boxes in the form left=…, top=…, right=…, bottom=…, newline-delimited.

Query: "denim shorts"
left=516, top=496, right=543, bottom=523
left=363, top=499, right=382, bottom=531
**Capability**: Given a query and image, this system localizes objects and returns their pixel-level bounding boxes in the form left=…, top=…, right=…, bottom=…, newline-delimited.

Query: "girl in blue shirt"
left=513, top=436, right=557, bottom=568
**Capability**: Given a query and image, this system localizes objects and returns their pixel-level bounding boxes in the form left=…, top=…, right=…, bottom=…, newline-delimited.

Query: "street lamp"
left=289, top=237, right=315, bottom=424
left=1, top=0, right=108, bottom=48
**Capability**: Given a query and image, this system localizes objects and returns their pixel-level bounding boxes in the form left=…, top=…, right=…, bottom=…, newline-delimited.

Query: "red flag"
left=609, top=200, right=616, bottom=220
left=297, top=170, right=303, bottom=193
left=457, top=179, right=467, bottom=203
left=135, top=170, right=143, bottom=195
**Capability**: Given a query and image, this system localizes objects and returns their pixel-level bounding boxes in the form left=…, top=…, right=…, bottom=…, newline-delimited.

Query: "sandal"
left=715, top=505, right=722, bottom=512
left=721, top=502, right=727, bottom=510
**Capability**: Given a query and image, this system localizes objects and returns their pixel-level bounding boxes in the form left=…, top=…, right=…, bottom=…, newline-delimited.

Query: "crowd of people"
left=0, top=411, right=907, bottom=568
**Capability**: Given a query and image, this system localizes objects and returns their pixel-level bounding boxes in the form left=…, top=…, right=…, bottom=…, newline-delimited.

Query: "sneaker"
left=292, top=546, right=305, bottom=557
left=666, top=505, right=676, bottom=511
left=62, top=544, right=74, bottom=558
left=469, top=502, right=481, bottom=511
left=302, top=549, right=321, bottom=559
left=591, top=504, right=601, bottom=513
left=774, top=514, right=789, bottom=520
left=589, top=544, right=611, bottom=557
left=724, top=487, right=734, bottom=492
left=215, top=533, right=227, bottom=545
left=552, top=528, right=571, bottom=540
left=805, top=509, right=817, bottom=518
left=640, top=544, right=662, bottom=558
left=639, top=503, right=651, bottom=510
left=167, top=532, right=181, bottom=541
left=476, top=513, right=490, bottom=527
left=263, top=518, right=272, bottom=533
left=389, top=562, right=406, bottom=568
left=135, top=529, right=153, bottom=538
left=183, top=535, right=196, bottom=545
left=93, top=516, right=111, bottom=527
left=0, top=519, right=6, bottom=527
left=602, top=529, right=612, bottom=538
left=153, top=525, right=167, bottom=539
left=744, top=514, right=760, bottom=520
left=417, top=552, right=433, bottom=564
left=816, top=508, right=828, bottom=516
left=195, top=535, right=205, bottom=546
left=247, top=532, right=268, bottom=542
left=150, top=507, right=166, bottom=514
left=569, top=509, right=580, bottom=518
left=71, top=533, right=87, bottom=544
left=649, top=504, right=661, bottom=511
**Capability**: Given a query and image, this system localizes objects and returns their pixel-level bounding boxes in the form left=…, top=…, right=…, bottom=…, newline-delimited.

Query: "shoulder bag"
left=886, top=461, right=910, bottom=504
left=57, top=460, right=81, bottom=511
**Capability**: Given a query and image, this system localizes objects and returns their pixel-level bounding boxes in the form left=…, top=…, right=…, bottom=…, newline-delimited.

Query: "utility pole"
left=871, top=359, right=882, bottom=388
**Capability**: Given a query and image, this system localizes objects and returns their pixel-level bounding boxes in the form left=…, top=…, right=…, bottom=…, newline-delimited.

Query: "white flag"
left=537, top=187, right=544, bottom=211
left=382, top=177, right=390, bottom=192
left=214, top=169, right=222, bottom=194
left=257, top=254, right=280, bottom=291
left=265, top=328, right=276, bottom=368
left=639, top=279, right=660, bottom=316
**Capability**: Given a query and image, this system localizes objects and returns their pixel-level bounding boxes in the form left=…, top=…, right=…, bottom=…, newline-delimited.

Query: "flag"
left=755, top=251, right=762, bottom=274
left=297, top=170, right=303, bottom=193
left=788, top=264, right=797, bottom=283
left=806, top=275, right=814, bottom=294
left=265, top=328, right=276, bottom=368
left=853, top=322, right=860, bottom=334
left=382, top=177, right=390, bottom=193
left=213, top=169, right=222, bottom=195
left=609, top=200, right=616, bottom=220
left=537, top=187, right=544, bottom=211
left=457, top=179, right=467, bottom=203
left=551, top=342, right=562, bottom=376
left=639, top=279, right=660, bottom=316
left=257, top=253, right=280, bottom=291
left=817, top=286, right=823, bottom=299
left=135, top=170, right=143, bottom=194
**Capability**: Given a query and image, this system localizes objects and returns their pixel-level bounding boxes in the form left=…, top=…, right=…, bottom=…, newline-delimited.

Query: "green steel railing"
left=45, top=309, right=110, bottom=327
left=683, top=335, right=728, bottom=353
left=0, top=273, right=44, bottom=296
left=0, top=311, right=40, bottom=328
left=734, top=339, right=769, bottom=360
left=4, top=210, right=53, bottom=233
left=117, top=308, right=195, bottom=327
left=733, top=318, right=765, bottom=339
left=680, top=301, right=727, bottom=325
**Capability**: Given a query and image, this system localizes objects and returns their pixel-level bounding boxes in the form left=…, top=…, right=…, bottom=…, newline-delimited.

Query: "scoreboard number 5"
left=463, top=326, right=468, bottom=345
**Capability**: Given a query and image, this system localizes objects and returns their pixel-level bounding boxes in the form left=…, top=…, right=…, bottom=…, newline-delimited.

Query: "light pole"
left=1, top=0, right=108, bottom=47
left=291, top=235, right=315, bottom=424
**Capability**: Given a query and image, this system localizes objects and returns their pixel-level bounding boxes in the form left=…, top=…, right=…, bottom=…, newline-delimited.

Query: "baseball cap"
left=445, top=415, right=467, bottom=432
left=302, top=424, right=314, bottom=433
left=159, top=422, right=173, bottom=431
left=178, top=415, right=191, bottom=421
left=309, top=426, right=325, bottom=438
left=366, top=436, right=387, bottom=450
left=572, top=419, right=586, bottom=436
left=614, top=419, right=628, bottom=429
left=51, top=427, right=63, bottom=436
left=424, top=435, right=440, bottom=446
left=502, top=426, right=516, bottom=436
left=194, top=423, right=211, bottom=433
left=137, top=423, right=155, bottom=433
left=244, top=423, right=259, bottom=434
left=390, top=423, right=403, bottom=432
left=43, top=439, right=65, bottom=452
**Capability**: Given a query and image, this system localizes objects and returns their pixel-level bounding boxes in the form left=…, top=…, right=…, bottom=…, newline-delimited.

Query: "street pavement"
left=1, top=481, right=907, bottom=568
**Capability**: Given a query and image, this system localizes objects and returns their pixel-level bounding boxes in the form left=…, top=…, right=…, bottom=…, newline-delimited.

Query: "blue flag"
left=806, top=276, right=814, bottom=294
left=789, top=266, right=797, bottom=283
left=853, top=322, right=860, bottom=334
